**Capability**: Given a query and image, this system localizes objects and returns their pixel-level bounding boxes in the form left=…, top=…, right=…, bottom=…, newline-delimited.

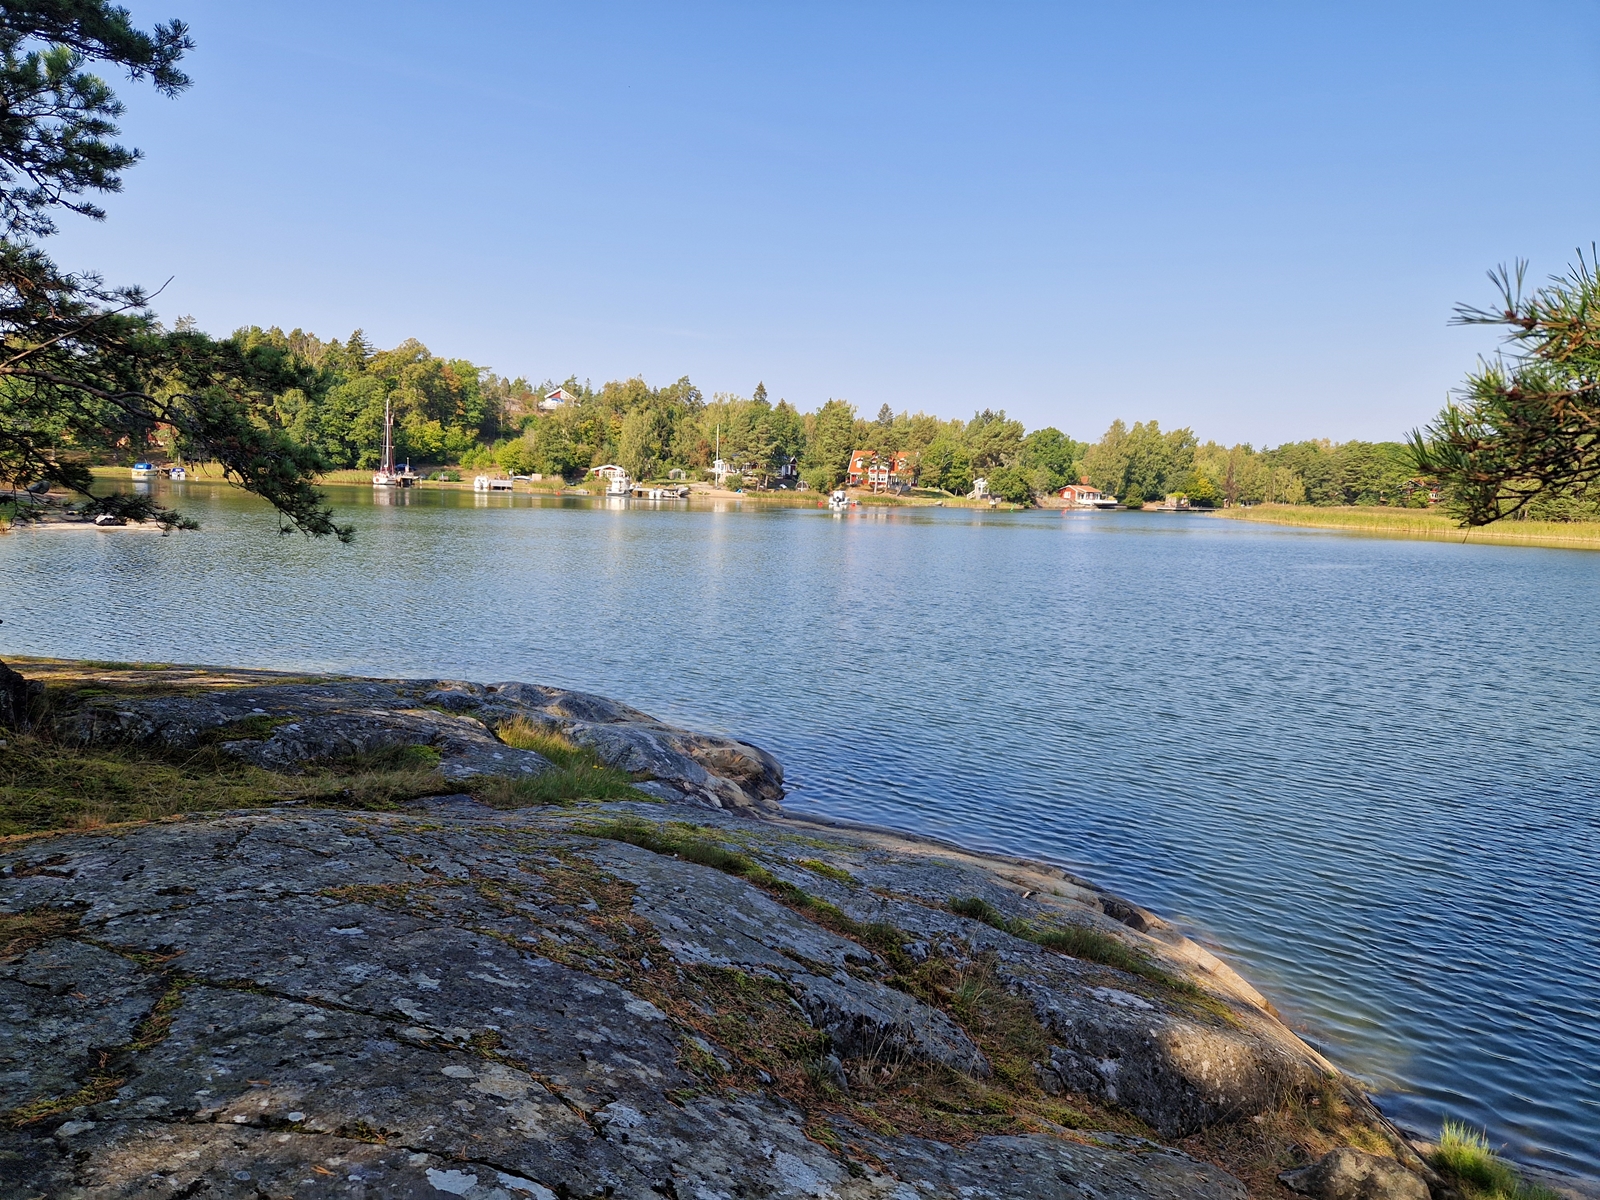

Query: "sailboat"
left=372, top=398, right=416, bottom=487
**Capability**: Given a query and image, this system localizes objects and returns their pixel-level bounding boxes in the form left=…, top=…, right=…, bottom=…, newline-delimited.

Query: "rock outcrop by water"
left=1, top=666, right=1435, bottom=1199
left=61, top=672, right=785, bottom=815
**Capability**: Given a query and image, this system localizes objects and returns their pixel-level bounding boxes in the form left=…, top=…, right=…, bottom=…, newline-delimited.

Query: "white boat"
left=590, top=465, right=632, bottom=496
left=473, top=475, right=515, bottom=492
left=131, top=461, right=157, bottom=480
left=372, top=397, right=416, bottom=487
left=828, top=489, right=849, bottom=511
left=167, top=466, right=187, bottom=481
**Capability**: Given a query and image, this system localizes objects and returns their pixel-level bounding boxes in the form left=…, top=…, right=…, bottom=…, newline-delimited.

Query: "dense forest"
left=148, top=325, right=1449, bottom=509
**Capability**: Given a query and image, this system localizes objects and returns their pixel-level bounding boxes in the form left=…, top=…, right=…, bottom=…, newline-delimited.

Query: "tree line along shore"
left=100, top=325, right=1460, bottom=512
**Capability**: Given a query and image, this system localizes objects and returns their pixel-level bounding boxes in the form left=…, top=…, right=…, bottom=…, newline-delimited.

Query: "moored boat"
left=131, top=461, right=157, bottom=480
left=372, top=398, right=415, bottom=487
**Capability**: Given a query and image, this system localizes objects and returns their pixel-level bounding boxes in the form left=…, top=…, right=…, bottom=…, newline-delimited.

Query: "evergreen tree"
left=0, top=1, right=348, bottom=724
left=1413, top=254, right=1600, bottom=524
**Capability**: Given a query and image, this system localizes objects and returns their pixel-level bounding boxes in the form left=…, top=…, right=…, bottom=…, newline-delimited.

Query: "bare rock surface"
left=0, top=802, right=1283, bottom=1199
left=1280, top=1147, right=1432, bottom=1200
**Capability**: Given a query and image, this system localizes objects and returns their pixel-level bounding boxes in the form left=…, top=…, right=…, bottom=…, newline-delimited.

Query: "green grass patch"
left=1432, top=1121, right=1558, bottom=1200
left=199, top=714, right=293, bottom=743
left=494, top=717, right=592, bottom=768
left=796, top=857, right=856, bottom=885
left=470, top=764, right=647, bottom=808
left=578, top=817, right=911, bottom=964
left=950, top=894, right=1150, bottom=973
left=483, top=718, right=651, bottom=806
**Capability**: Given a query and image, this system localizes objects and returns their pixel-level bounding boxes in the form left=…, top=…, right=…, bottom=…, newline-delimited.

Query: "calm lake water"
left=5, top=483, right=1598, bottom=1175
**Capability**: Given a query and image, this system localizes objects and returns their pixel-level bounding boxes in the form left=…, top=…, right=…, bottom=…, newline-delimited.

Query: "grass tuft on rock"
left=948, top=894, right=1145, bottom=973
left=1432, top=1121, right=1558, bottom=1200
left=796, top=857, right=856, bottom=885
left=946, top=895, right=1236, bottom=1022
left=471, top=765, right=647, bottom=807
left=484, top=718, right=652, bottom=806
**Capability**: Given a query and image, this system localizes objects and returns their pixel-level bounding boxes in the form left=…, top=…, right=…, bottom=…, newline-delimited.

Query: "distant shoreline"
left=71, top=468, right=1600, bottom=543
left=84, top=464, right=1032, bottom=511
left=1212, top=503, right=1600, bottom=550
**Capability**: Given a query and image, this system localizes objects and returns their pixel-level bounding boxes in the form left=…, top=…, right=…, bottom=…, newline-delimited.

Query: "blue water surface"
left=4, top=484, right=1596, bottom=1174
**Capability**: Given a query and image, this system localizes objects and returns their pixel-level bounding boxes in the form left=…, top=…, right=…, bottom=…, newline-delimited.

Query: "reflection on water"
left=4, top=483, right=1598, bottom=1175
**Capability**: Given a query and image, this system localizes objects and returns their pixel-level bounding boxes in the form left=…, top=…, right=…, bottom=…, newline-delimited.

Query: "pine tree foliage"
left=1412, top=254, right=1600, bottom=525
left=0, top=0, right=347, bottom=539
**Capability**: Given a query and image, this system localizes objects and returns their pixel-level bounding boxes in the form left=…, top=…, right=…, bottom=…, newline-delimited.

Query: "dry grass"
left=0, top=732, right=447, bottom=837
left=1179, top=1078, right=1404, bottom=1198
left=1214, top=504, right=1600, bottom=549
left=0, top=906, right=82, bottom=960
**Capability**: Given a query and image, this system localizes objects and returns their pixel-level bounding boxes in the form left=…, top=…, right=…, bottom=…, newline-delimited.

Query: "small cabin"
left=1060, top=483, right=1117, bottom=508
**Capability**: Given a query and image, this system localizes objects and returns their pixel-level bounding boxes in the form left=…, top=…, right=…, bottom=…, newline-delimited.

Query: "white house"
left=539, top=387, right=573, bottom=412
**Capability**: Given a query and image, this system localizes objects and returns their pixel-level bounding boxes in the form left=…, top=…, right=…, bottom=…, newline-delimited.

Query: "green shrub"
left=985, top=466, right=1034, bottom=505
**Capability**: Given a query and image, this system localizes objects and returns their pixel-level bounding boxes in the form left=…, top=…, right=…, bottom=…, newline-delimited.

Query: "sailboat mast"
left=383, top=397, right=394, bottom=473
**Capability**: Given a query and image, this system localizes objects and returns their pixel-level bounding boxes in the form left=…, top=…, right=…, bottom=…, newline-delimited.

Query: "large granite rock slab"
left=0, top=805, right=1271, bottom=1199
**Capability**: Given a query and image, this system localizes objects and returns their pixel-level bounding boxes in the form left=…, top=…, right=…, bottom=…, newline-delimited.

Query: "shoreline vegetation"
left=0, top=656, right=1580, bottom=1199
left=1213, top=504, right=1600, bottom=550
left=52, top=466, right=1600, bottom=550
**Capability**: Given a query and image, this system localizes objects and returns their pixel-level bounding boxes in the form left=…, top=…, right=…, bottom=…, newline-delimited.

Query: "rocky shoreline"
left=0, top=663, right=1534, bottom=1198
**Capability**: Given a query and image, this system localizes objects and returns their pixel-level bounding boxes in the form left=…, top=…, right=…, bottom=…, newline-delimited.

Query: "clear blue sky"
left=48, top=1, right=1600, bottom=444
